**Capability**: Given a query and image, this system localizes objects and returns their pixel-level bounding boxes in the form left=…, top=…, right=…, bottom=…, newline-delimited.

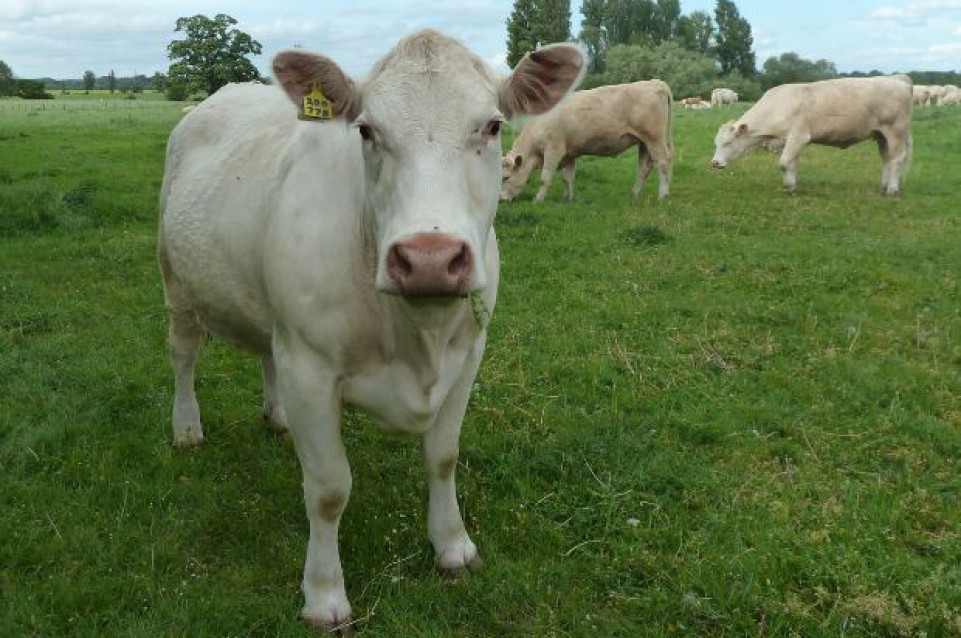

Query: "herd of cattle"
left=158, top=30, right=945, bottom=631
left=501, top=72, right=916, bottom=201
left=913, top=83, right=961, bottom=106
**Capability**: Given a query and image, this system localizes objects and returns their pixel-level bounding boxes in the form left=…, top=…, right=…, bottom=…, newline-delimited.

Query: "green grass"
left=2, top=102, right=960, bottom=637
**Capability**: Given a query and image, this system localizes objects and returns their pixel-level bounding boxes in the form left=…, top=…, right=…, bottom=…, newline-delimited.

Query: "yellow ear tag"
left=301, top=84, right=334, bottom=121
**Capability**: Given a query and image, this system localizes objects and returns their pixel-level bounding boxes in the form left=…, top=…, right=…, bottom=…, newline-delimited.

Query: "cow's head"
left=500, top=151, right=530, bottom=202
left=710, top=120, right=760, bottom=169
left=274, top=30, right=585, bottom=298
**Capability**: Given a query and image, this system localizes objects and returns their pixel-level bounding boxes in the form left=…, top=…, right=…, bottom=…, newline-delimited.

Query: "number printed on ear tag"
left=301, top=84, right=334, bottom=120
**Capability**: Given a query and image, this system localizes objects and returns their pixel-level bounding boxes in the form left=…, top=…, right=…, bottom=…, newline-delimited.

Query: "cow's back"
left=159, top=83, right=301, bottom=351
left=751, top=78, right=912, bottom=144
left=545, top=80, right=671, bottom=155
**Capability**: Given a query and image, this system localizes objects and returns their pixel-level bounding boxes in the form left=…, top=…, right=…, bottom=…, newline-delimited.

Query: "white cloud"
left=870, top=6, right=918, bottom=19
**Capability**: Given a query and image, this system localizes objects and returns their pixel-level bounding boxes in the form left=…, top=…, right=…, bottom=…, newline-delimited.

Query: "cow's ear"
left=273, top=50, right=360, bottom=122
left=499, top=43, right=586, bottom=118
left=735, top=122, right=749, bottom=136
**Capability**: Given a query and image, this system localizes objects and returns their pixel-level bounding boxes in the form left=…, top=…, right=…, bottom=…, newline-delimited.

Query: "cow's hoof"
left=303, top=611, right=354, bottom=635
left=438, top=553, right=484, bottom=581
left=262, top=412, right=289, bottom=434
left=263, top=400, right=289, bottom=433
left=172, top=424, right=204, bottom=447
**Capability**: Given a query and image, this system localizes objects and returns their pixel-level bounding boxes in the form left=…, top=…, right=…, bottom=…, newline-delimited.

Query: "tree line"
left=0, top=14, right=261, bottom=102
left=506, top=0, right=961, bottom=100
left=3, top=8, right=960, bottom=104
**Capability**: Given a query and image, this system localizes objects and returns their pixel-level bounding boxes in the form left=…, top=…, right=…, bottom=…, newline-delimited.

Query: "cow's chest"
left=341, top=345, right=471, bottom=435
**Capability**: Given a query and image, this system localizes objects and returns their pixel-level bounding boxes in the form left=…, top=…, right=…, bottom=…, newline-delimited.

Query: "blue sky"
left=2, top=1, right=960, bottom=80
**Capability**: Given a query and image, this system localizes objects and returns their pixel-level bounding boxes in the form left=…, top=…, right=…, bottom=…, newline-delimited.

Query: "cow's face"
left=274, top=31, right=585, bottom=298
left=500, top=152, right=527, bottom=202
left=710, top=121, right=759, bottom=169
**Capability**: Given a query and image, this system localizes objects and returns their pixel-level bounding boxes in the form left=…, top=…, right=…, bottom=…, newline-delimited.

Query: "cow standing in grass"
left=710, top=87, right=738, bottom=106
left=500, top=79, right=673, bottom=202
left=711, top=76, right=913, bottom=195
left=158, top=29, right=584, bottom=631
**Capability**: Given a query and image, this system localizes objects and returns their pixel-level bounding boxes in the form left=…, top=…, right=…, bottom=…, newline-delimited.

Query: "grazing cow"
left=158, top=29, right=584, bottom=631
left=682, top=97, right=711, bottom=109
left=710, top=87, right=738, bottom=106
left=939, top=85, right=961, bottom=106
left=913, top=84, right=933, bottom=107
left=711, top=76, right=913, bottom=195
left=501, top=80, right=673, bottom=202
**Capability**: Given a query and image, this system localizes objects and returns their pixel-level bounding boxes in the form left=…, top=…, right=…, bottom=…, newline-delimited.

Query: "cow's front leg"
left=778, top=135, right=809, bottom=193
left=422, top=337, right=486, bottom=577
left=535, top=151, right=562, bottom=203
left=274, top=338, right=353, bottom=632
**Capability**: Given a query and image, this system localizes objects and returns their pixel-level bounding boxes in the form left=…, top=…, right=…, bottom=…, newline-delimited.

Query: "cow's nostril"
left=389, top=245, right=413, bottom=276
left=448, top=244, right=468, bottom=276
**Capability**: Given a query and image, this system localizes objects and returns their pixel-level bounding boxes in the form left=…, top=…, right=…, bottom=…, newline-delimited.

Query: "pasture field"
left=1, top=99, right=960, bottom=637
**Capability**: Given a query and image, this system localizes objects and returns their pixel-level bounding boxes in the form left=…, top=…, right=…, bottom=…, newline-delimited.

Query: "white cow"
left=913, top=84, right=933, bottom=107
left=158, top=29, right=584, bottom=631
left=501, top=79, right=673, bottom=202
left=711, top=77, right=913, bottom=195
left=939, top=85, right=961, bottom=106
left=710, top=87, right=738, bottom=106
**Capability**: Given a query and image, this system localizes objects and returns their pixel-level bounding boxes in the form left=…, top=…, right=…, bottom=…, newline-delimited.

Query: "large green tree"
left=167, top=14, right=261, bottom=96
left=506, top=0, right=538, bottom=68
left=604, top=40, right=716, bottom=98
left=761, top=52, right=837, bottom=90
left=579, top=0, right=607, bottom=74
left=506, top=0, right=572, bottom=68
left=0, top=60, right=17, bottom=97
left=82, top=70, right=96, bottom=93
left=675, top=10, right=714, bottom=56
left=652, top=0, right=682, bottom=43
left=714, top=0, right=755, bottom=76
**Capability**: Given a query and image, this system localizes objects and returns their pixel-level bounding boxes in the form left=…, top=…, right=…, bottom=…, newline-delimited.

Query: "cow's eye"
left=482, top=119, right=502, bottom=137
left=357, top=123, right=374, bottom=142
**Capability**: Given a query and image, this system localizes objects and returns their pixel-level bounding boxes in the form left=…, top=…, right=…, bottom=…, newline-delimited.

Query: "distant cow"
left=939, top=85, right=961, bottom=106
left=711, top=76, right=912, bottom=195
left=913, top=85, right=933, bottom=107
left=158, top=29, right=584, bottom=630
left=711, top=87, right=738, bottom=106
left=682, top=97, right=711, bottom=109
left=501, top=80, right=673, bottom=202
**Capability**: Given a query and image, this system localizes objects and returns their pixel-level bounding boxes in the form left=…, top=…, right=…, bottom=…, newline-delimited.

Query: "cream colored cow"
left=711, top=87, right=738, bottom=106
left=711, top=76, right=913, bottom=195
left=159, top=29, right=585, bottom=631
left=501, top=80, right=673, bottom=202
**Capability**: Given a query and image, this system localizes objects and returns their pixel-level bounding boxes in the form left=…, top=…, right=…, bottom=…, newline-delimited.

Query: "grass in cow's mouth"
left=2, top=98, right=960, bottom=637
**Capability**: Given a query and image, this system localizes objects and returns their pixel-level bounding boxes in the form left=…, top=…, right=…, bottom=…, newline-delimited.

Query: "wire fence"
left=0, top=99, right=189, bottom=111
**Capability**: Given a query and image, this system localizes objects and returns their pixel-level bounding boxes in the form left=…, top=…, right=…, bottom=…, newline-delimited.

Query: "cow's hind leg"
left=633, top=144, right=653, bottom=199
left=261, top=354, right=289, bottom=433
left=560, top=159, right=576, bottom=201
left=650, top=140, right=672, bottom=200
left=159, top=246, right=205, bottom=447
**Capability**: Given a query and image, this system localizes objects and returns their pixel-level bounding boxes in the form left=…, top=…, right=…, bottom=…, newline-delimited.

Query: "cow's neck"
left=387, top=296, right=473, bottom=383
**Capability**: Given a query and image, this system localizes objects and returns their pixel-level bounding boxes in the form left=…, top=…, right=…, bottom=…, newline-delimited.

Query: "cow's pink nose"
left=710, top=159, right=724, bottom=169
left=387, top=233, right=473, bottom=297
